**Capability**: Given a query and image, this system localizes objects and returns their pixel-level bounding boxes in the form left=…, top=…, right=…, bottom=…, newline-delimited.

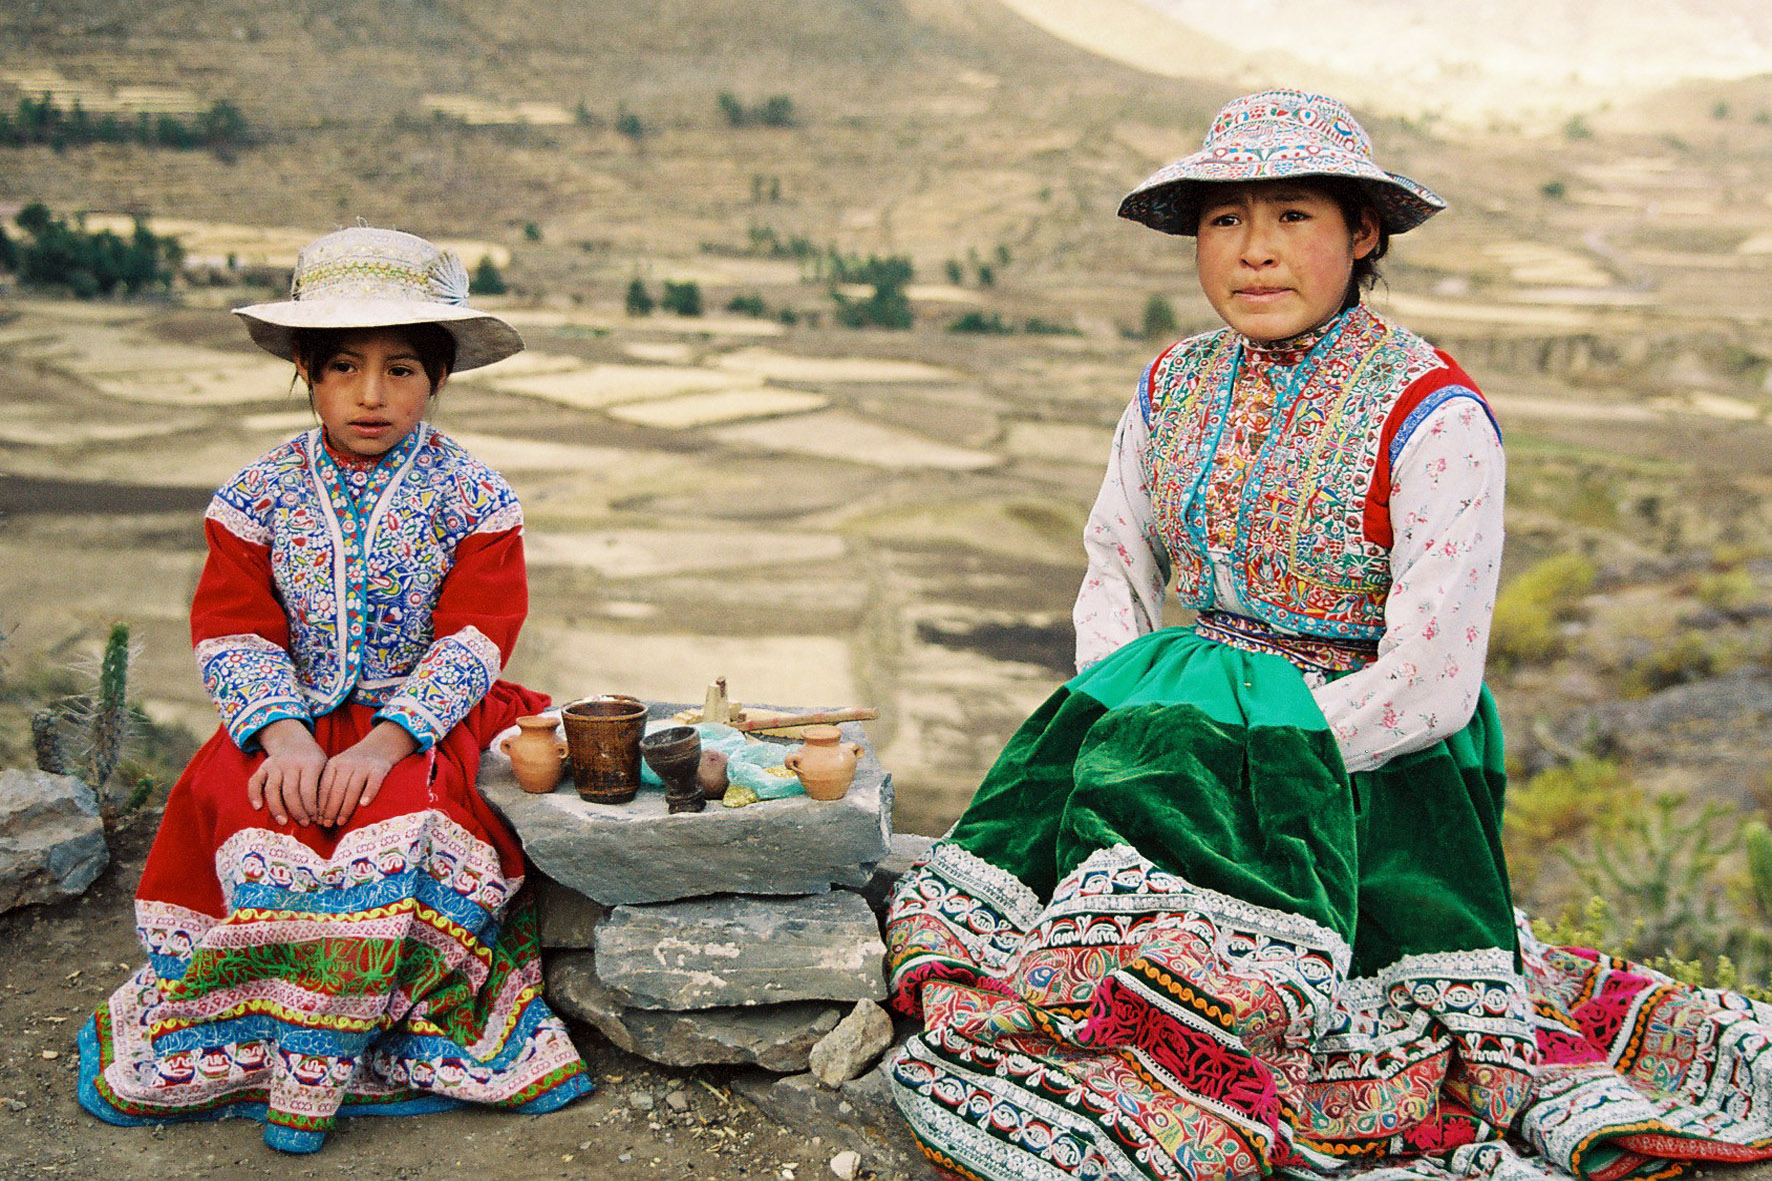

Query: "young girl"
left=884, top=91, right=1772, bottom=1181
left=77, top=226, right=592, bottom=1153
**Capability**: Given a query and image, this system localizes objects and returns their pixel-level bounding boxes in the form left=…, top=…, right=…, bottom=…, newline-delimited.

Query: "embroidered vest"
left=205, top=423, right=522, bottom=715
left=1145, top=306, right=1477, bottom=641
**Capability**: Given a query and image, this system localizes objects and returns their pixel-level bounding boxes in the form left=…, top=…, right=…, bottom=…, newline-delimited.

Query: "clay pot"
left=641, top=726, right=704, bottom=814
left=783, top=725, right=864, bottom=801
left=562, top=696, right=648, bottom=804
left=499, top=714, right=567, bottom=794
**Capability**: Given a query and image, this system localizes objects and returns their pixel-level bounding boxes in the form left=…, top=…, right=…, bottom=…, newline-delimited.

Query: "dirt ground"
left=0, top=812, right=880, bottom=1181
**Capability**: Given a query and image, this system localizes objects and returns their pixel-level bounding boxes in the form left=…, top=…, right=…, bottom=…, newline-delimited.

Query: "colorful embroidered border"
left=1193, top=610, right=1377, bottom=674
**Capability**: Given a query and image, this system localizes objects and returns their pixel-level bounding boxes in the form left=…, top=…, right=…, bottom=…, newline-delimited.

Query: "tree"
left=16, top=201, right=52, bottom=236
left=757, top=95, right=796, bottom=127
left=197, top=100, right=248, bottom=149
left=10, top=205, right=180, bottom=297
left=473, top=256, right=508, bottom=295
left=1141, top=293, right=1178, bottom=340
left=625, top=277, right=654, bottom=316
left=616, top=104, right=645, bottom=142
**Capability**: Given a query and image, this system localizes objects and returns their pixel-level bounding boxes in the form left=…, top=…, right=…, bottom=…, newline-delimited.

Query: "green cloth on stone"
left=944, top=626, right=1515, bottom=973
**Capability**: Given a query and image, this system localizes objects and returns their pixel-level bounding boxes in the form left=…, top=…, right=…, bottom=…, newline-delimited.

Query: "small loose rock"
left=665, top=1089, right=689, bottom=1113
left=830, top=1149, right=861, bottom=1180
left=628, top=1091, right=655, bottom=1112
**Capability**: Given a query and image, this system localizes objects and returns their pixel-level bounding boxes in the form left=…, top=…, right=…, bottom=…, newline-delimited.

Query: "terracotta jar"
left=783, top=725, right=865, bottom=801
left=499, top=715, right=566, bottom=794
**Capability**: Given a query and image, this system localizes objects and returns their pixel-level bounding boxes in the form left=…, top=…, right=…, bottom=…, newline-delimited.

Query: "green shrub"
left=949, top=311, right=1011, bottom=334
left=834, top=284, right=912, bottom=330
left=661, top=280, right=702, bottom=316
left=1024, top=317, right=1080, bottom=336
left=1697, top=566, right=1758, bottom=615
left=1505, top=757, right=1634, bottom=888
left=717, top=93, right=796, bottom=128
left=725, top=292, right=768, bottom=317
left=1541, top=181, right=1567, bottom=199
left=1562, top=793, right=1756, bottom=973
left=1140, top=293, right=1178, bottom=340
left=1488, top=552, right=1596, bottom=670
left=1620, top=632, right=1738, bottom=696
left=829, top=252, right=915, bottom=329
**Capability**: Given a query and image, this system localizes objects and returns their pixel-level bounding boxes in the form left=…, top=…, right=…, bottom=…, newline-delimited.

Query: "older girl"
left=884, top=92, right=1772, bottom=1181
left=78, top=227, right=591, bottom=1153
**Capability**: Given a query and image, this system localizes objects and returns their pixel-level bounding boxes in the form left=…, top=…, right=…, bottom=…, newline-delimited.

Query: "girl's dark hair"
left=291, top=322, right=457, bottom=393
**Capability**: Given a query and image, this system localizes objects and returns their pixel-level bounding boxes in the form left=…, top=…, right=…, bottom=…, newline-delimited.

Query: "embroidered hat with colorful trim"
left=1119, top=89, right=1445, bottom=237
left=233, top=226, right=523, bottom=371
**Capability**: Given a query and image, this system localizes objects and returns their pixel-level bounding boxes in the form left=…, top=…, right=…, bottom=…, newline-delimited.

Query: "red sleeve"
left=191, top=518, right=291, bottom=651
left=430, top=525, right=529, bottom=663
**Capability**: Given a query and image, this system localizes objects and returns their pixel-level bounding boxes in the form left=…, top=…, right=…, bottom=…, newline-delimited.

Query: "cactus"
left=37, top=623, right=136, bottom=792
left=31, top=708, right=67, bottom=775
left=81, top=622, right=131, bottom=791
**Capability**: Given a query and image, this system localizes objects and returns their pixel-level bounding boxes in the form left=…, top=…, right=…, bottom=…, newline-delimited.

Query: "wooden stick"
left=731, top=707, right=879, bottom=733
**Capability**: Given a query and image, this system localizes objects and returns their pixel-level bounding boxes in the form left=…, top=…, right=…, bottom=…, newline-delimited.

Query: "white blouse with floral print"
left=1074, top=390, right=1505, bottom=773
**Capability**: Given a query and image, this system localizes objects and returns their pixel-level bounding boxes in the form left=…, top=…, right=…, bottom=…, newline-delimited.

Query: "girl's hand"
left=317, top=723, right=418, bottom=828
left=249, top=719, right=327, bottom=826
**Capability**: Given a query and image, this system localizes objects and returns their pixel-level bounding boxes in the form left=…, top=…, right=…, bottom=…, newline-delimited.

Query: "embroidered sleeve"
left=1074, top=397, right=1171, bottom=671
left=1310, top=399, right=1505, bottom=772
left=375, top=525, right=528, bottom=750
left=192, top=512, right=310, bottom=751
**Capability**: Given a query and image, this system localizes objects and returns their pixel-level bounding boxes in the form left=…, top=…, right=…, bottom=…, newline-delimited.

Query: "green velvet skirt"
left=884, top=625, right=1535, bottom=1181
left=946, top=625, right=1515, bottom=974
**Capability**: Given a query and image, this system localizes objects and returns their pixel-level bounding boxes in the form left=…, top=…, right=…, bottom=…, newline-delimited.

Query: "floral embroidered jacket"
left=194, top=424, right=526, bottom=753
left=1075, top=305, right=1506, bottom=771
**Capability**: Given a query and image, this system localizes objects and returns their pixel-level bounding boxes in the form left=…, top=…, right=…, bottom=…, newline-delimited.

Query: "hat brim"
left=231, top=297, right=524, bottom=372
left=1119, top=152, right=1445, bottom=237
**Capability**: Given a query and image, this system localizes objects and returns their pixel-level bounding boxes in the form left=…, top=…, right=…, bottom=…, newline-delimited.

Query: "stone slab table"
left=478, top=703, right=892, bottom=906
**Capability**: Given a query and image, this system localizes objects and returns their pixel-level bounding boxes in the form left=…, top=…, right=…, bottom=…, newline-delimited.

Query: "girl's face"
left=296, top=328, right=444, bottom=461
left=1194, top=181, right=1379, bottom=344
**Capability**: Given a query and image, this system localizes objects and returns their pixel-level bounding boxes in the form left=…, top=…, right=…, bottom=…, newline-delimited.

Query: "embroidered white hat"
left=233, top=226, right=523, bottom=371
left=1119, top=89, right=1445, bottom=237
